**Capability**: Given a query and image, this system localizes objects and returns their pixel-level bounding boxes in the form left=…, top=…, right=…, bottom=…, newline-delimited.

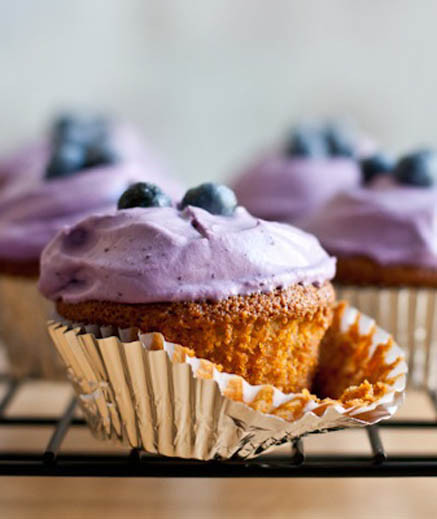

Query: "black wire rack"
left=0, top=376, right=436, bottom=478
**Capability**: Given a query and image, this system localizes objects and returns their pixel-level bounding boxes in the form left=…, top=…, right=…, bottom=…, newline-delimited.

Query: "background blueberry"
left=360, top=153, right=395, bottom=184
left=284, top=127, right=328, bottom=157
left=47, top=112, right=117, bottom=178
left=84, top=142, right=119, bottom=168
left=394, top=149, right=437, bottom=187
left=324, top=124, right=356, bottom=157
left=82, top=116, right=108, bottom=145
left=117, top=182, right=172, bottom=209
left=180, top=182, right=237, bottom=216
left=53, top=113, right=108, bottom=146
left=45, top=141, right=86, bottom=179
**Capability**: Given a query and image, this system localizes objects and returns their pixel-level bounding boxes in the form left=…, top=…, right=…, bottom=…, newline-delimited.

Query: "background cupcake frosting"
left=231, top=123, right=368, bottom=224
left=302, top=179, right=437, bottom=269
left=0, top=118, right=183, bottom=264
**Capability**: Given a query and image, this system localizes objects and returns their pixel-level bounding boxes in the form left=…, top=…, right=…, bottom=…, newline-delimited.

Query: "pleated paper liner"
left=47, top=302, right=407, bottom=460
left=336, top=286, right=437, bottom=389
left=0, top=274, right=65, bottom=379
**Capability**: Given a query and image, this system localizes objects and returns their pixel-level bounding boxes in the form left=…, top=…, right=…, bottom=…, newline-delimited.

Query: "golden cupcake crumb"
left=56, top=282, right=335, bottom=393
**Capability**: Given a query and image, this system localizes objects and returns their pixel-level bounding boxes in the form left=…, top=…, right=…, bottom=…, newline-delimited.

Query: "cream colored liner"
left=0, top=274, right=65, bottom=379
left=336, top=286, right=437, bottom=388
left=48, top=304, right=407, bottom=460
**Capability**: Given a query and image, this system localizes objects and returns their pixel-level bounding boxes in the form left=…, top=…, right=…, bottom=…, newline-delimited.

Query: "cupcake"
left=39, top=182, right=336, bottom=392
left=41, top=183, right=407, bottom=459
left=0, top=113, right=182, bottom=378
left=0, top=112, right=181, bottom=199
left=303, top=149, right=437, bottom=386
left=231, top=123, right=364, bottom=225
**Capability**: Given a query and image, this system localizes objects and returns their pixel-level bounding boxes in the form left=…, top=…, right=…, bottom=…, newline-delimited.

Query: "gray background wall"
left=1, top=0, right=436, bottom=184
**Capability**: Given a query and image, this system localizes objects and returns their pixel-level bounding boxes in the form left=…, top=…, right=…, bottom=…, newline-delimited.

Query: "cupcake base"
left=336, top=256, right=437, bottom=287
left=55, top=282, right=335, bottom=393
left=47, top=302, right=407, bottom=460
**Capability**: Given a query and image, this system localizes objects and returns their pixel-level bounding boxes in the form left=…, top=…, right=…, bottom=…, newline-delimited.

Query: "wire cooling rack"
left=0, top=376, right=436, bottom=478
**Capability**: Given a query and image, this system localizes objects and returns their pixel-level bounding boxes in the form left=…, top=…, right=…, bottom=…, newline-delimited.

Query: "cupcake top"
left=0, top=114, right=182, bottom=263
left=302, top=150, right=437, bottom=269
left=233, top=154, right=361, bottom=224
left=232, top=123, right=367, bottom=224
left=39, top=183, right=336, bottom=304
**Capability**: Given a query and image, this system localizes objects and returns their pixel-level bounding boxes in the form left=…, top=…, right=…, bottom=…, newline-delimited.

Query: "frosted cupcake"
left=0, top=113, right=182, bottom=378
left=39, top=182, right=336, bottom=392
left=40, top=183, right=408, bottom=459
left=303, top=150, right=436, bottom=286
left=303, top=149, right=437, bottom=385
left=232, top=123, right=363, bottom=225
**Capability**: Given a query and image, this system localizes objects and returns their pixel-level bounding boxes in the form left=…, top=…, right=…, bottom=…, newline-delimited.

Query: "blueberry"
left=324, top=124, right=355, bottom=157
left=84, top=142, right=119, bottom=168
left=394, top=149, right=437, bottom=187
left=83, top=117, right=108, bottom=145
left=180, top=183, right=237, bottom=216
left=53, top=113, right=108, bottom=146
left=284, top=127, right=328, bottom=158
left=45, top=142, right=87, bottom=179
left=117, top=182, right=172, bottom=209
left=53, top=114, right=88, bottom=145
left=360, top=153, right=395, bottom=184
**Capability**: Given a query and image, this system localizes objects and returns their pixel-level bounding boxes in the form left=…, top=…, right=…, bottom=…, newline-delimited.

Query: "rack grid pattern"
left=0, top=377, right=436, bottom=477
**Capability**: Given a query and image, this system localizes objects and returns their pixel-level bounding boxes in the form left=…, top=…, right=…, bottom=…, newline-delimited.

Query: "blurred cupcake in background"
left=0, top=111, right=182, bottom=379
left=303, top=149, right=437, bottom=386
left=0, top=112, right=182, bottom=199
left=231, top=121, right=370, bottom=225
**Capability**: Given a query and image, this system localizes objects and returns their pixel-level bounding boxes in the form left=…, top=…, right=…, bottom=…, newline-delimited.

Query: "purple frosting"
left=0, top=141, right=50, bottom=196
left=302, top=178, right=437, bottom=268
left=232, top=152, right=361, bottom=224
left=39, top=206, right=336, bottom=304
left=0, top=125, right=183, bottom=261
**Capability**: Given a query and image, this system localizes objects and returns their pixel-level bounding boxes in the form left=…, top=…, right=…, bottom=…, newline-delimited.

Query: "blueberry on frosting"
left=84, top=142, right=119, bottom=168
left=394, top=149, right=437, bottom=187
left=46, top=113, right=118, bottom=180
left=118, top=182, right=172, bottom=209
left=324, top=124, right=355, bottom=157
left=53, top=113, right=107, bottom=146
left=45, top=141, right=87, bottom=179
left=284, top=127, right=328, bottom=158
left=360, top=153, right=394, bottom=184
left=180, top=183, right=237, bottom=216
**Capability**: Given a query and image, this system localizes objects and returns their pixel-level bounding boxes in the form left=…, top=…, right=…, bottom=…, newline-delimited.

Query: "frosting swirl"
left=39, top=205, right=336, bottom=304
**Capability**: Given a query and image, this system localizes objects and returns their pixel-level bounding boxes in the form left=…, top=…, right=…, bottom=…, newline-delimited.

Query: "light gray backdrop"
left=0, top=0, right=435, bottom=184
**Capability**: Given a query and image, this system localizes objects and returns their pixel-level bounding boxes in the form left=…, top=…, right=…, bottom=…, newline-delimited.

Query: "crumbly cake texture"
left=56, top=281, right=335, bottom=393
left=119, top=301, right=403, bottom=422
left=335, top=255, right=437, bottom=288
left=0, top=259, right=39, bottom=278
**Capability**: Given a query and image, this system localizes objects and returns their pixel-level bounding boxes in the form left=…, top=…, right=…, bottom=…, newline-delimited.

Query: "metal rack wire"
left=0, top=376, right=436, bottom=477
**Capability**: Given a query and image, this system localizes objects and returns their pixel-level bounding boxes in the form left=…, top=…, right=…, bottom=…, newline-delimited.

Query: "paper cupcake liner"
left=0, top=274, right=65, bottom=379
left=47, top=302, right=407, bottom=460
left=336, top=285, right=437, bottom=389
